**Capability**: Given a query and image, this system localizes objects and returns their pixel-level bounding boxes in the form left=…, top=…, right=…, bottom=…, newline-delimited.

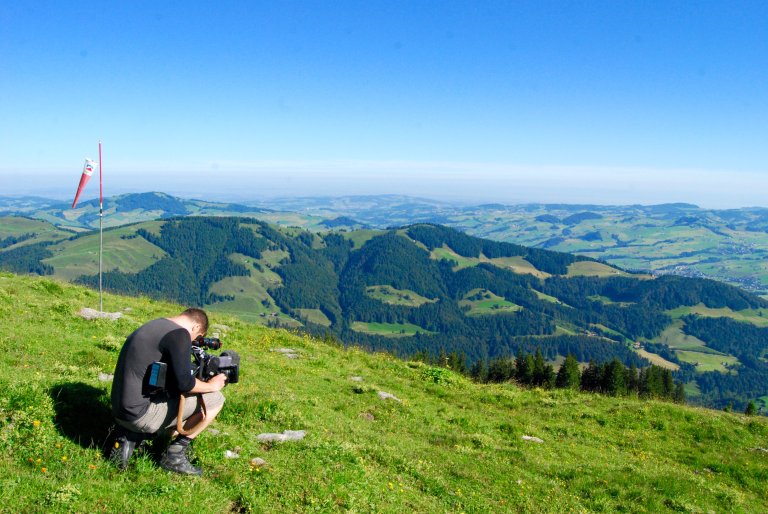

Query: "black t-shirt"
left=111, top=318, right=197, bottom=422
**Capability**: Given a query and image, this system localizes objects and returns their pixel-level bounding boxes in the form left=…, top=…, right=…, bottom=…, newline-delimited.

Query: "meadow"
left=1, top=272, right=767, bottom=512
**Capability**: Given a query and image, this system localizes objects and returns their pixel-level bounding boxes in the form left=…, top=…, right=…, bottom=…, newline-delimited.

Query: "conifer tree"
left=626, top=363, right=639, bottom=395
left=745, top=400, right=757, bottom=416
left=532, top=349, right=547, bottom=386
left=673, top=382, right=686, bottom=404
left=581, top=360, right=601, bottom=392
left=556, top=353, right=581, bottom=389
left=487, top=357, right=514, bottom=383
left=469, top=359, right=488, bottom=383
left=602, top=358, right=626, bottom=396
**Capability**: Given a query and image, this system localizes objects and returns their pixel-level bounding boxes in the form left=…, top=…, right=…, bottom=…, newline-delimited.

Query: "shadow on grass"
left=49, top=382, right=114, bottom=451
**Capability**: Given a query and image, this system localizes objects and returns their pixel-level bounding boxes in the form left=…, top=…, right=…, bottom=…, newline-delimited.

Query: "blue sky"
left=1, top=1, right=767, bottom=207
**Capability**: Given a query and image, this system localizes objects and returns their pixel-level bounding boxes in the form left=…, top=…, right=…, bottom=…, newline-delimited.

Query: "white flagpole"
left=98, top=140, right=103, bottom=312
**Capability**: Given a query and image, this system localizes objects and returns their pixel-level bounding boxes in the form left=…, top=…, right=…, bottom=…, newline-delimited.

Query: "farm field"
left=365, top=285, right=437, bottom=307
left=350, top=321, right=435, bottom=337
left=459, top=288, right=522, bottom=316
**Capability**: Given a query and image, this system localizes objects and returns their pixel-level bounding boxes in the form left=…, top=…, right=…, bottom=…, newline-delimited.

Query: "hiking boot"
left=160, top=442, right=202, bottom=476
left=109, top=429, right=145, bottom=470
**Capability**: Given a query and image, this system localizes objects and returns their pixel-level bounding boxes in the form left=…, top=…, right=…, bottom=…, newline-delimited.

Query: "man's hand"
left=189, top=373, right=227, bottom=393
left=208, top=373, right=227, bottom=390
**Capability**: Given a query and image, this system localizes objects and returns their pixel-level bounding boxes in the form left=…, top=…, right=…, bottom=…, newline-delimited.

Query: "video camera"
left=191, top=335, right=240, bottom=384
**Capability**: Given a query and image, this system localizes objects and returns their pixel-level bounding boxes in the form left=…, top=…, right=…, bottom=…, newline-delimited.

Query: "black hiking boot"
left=109, top=428, right=146, bottom=470
left=160, top=442, right=202, bottom=476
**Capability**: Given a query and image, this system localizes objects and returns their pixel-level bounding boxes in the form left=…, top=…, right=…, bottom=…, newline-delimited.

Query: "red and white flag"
left=71, top=158, right=97, bottom=208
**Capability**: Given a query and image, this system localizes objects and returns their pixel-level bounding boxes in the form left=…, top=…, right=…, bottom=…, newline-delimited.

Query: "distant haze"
left=2, top=161, right=765, bottom=209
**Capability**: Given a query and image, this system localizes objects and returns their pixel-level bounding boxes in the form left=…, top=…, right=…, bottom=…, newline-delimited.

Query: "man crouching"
left=110, top=308, right=226, bottom=475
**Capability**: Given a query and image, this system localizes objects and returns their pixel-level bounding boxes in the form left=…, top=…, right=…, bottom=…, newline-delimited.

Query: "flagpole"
left=98, top=140, right=103, bottom=312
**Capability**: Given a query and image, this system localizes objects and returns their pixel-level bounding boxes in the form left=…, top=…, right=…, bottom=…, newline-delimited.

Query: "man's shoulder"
left=132, top=318, right=183, bottom=340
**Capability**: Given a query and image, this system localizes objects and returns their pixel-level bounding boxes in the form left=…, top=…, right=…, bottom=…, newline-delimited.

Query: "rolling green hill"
left=7, top=193, right=768, bottom=295
left=1, top=272, right=766, bottom=512
left=2, top=217, right=768, bottom=412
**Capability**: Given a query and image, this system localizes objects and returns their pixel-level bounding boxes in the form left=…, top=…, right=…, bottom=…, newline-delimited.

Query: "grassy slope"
left=1, top=273, right=767, bottom=513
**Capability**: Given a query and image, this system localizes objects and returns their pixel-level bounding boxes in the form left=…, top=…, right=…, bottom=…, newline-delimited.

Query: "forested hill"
left=2, top=216, right=768, bottom=412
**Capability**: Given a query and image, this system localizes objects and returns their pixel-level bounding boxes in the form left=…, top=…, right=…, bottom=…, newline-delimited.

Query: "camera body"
left=192, top=336, right=240, bottom=384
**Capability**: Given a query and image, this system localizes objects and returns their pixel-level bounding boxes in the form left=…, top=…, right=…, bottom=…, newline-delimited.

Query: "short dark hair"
left=182, top=308, right=208, bottom=334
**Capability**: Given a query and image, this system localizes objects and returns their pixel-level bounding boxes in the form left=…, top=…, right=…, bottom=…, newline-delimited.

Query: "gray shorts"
left=116, top=391, right=225, bottom=434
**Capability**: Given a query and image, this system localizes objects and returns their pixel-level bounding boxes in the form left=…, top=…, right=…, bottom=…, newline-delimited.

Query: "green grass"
left=44, top=226, right=167, bottom=281
left=459, top=289, right=522, bottom=316
left=1, top=272, right=767, bottom=513
left=0, top=217, right=73, bottom=248
left=350, top=321, right=434, bottom=337
left=429, top=246, right=480, bottom=270
left=486, top=256, right=550, bottom=279
left=365, top=285, right=437, bottom=307
left=676, top=351, right=740, bottom=373
left=295, top=309, right=332, bottom=327
left=566, top=261, right=631, bottom=278
left=341, top=230, right=385, bottom=249
left=667, top=303, right=768, bottom=327
left=652, top=321, right=711, bottom=352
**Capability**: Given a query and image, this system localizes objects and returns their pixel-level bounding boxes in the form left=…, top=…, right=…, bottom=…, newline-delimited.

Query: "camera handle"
left=175, top=393, right=207, bottom=436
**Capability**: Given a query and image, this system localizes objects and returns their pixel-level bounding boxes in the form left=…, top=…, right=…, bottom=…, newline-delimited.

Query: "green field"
left=342, top=229, right=385, bottom=249
left=1, top=272, right=767, bottom=513
left=350, top=321, right=435, bottom=337
left=44, top=227, right=167, bottom=281
left=365, top=285, right=437, bottom=307
left=566, top=261, right=632, bottom=278
left=676, top=351, right=740, bottom=373
left=667, top=303, right=768, bottom=327
left=207, top=252, right=289, bottom=324
left=635, top=349, right=680, bottom=371
left=295, top=308, right=332, bottom=327
left=0, top=217, right=74, bottom=247
left=487, top=256, right=550, bottom=278
left=429, top=246, right=480, bottom=270
left=532, top=288, right=570, bottom=307
left=652, top=322, right=711, bottom=352
left=459, top=288, right=522, bottom=316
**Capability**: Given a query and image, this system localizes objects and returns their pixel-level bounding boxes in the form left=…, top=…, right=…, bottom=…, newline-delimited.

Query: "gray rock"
left=208, top=428, right=221, bottom=436
left=522, top=435, right=544, bottom=443
left=97, top=372, right=113, bottom=382
left=377, top=391, right=402, bottom=403
left=250, top=457, right=267, bottom=467
left=224, top=450, right=239, bottom=459
left=350, top=376, right=364, bottom=382
left=79, top=308, right=122, bottom=321
left=257, top=430, right=306, bottom=442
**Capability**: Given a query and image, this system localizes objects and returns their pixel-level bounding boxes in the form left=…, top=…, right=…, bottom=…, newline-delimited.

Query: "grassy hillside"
left=1, top=272, right=767, bottom=513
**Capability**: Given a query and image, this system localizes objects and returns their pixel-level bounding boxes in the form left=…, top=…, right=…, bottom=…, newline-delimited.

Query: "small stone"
left=350, top=376, right=364, bottom=382
left=208, top=428, right=221, bottom=436
left=378, top=391, right=402, bottom=403
left=522, top=435, right=544, bottom=443
left=360, top=412, right=375, bottom=421
left=284, top=353, right=299, bottom=359
left=272, top=348, right=297, bottom=354
left=97, top=372, right=113, bottom=382
left=78, top=307, right=122, bottom=321
left=224, top=450, right=239, bottom=459
left=250, top=457, right=267, bottom=467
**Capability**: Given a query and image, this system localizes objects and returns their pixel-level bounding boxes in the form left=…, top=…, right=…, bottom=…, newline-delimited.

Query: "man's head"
left=178, top=308, right=209, bottom=340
